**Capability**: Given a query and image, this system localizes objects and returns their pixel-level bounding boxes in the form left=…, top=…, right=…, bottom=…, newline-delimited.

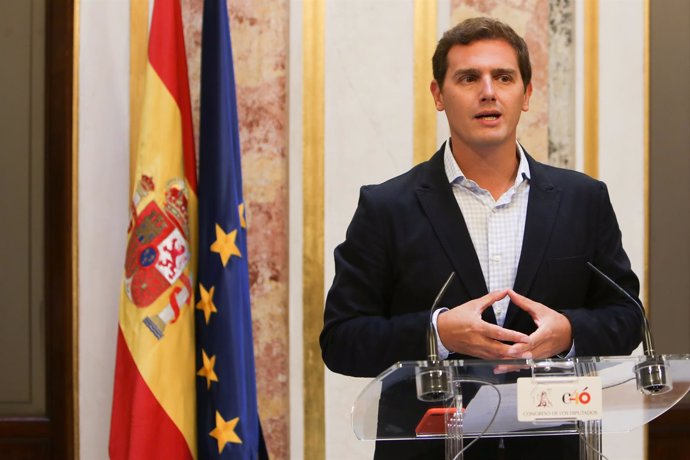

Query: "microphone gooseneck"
left=426, top=272, right=457, bottom=363
left=586, top=262, right=655, bottom=356
left=586, top=262, right=671, bottom=395
left=417, top=272, right=456, bottom=402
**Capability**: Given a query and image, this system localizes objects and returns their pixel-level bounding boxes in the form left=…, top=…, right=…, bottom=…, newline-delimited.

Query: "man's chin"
left=463, top=135, right=513, bottom=151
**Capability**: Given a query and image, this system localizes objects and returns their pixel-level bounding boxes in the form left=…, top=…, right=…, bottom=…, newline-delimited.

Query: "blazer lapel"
left=415, top=149, right=495, bottom=323
left=504, top=155, right=561, bottom=328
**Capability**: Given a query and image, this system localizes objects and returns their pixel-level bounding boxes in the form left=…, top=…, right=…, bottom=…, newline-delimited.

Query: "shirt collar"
left=443, top=139, right=531, bottom=186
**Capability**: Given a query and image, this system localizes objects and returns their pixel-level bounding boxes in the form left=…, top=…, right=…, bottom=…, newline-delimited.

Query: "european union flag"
left=195, top=0, right=268, bottom=458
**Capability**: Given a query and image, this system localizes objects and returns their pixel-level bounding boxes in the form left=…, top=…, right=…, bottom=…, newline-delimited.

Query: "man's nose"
left=480, top=76, right=496, bottom=102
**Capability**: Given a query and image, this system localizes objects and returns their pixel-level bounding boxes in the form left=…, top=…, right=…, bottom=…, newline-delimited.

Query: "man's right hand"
left=436, top=290, right=530, bottom=359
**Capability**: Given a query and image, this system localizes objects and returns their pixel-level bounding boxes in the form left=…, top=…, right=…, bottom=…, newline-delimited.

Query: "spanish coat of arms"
left=124, top=175, right=192, bottom=339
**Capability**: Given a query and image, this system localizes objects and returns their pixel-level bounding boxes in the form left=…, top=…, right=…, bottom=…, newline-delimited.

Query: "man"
left=320, top=17, right=643, bottom=459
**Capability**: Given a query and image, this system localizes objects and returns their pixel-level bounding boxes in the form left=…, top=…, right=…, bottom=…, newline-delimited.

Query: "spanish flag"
left=110, top=0, right=198, bottom=458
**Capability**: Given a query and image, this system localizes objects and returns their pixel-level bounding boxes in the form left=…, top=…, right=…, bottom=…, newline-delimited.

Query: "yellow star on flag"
left=210, top=223, right=241, bottom=267
left=238, top=202, right=247, bottom=229
left=209, top=411, right=242, bottom=453
left=196, top=283, right=218, bottom=324
left=197, top=349, right=219, bottom=389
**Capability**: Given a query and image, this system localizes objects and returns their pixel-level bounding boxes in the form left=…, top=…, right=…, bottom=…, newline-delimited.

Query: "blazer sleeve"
left=320, top=186, right=430, bottom=378
left=561, top=182, right=644, bottom=357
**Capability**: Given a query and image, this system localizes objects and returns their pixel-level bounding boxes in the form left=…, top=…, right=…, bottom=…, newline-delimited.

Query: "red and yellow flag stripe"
left=110, top=0, right=197, bottom=458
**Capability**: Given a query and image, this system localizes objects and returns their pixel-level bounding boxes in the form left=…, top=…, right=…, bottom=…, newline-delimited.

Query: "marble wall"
left=548, top=0, right=575, bottom=168
left=181, top=1, right=290, bottom=458
left=449, top=0, right=575, bottom=167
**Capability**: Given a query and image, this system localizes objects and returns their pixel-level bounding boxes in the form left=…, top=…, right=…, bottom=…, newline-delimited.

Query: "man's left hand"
left=505, top=290, right=573, bottom=359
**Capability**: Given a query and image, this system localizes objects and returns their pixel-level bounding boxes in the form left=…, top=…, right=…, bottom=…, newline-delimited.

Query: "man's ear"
left=430, top=80, right=444, bottom=111
left=522, top=82, right=533, bottom=112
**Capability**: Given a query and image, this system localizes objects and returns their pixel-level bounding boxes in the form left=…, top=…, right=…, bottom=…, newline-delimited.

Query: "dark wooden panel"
left=0, top=419, right=51, bottom=458
left=0, top=0, right=75, bottom=458
left=0, top=0, right=35, bottom=409
left=43, top=0, right=75, bottom=458
left=648, top=0, right=690, bottom=455
left=649, top=405, right=690, bottom=460
left=0, top=420, right=50, bottom=438
left=0, top=439, right=51, bottom=460
left=648, top=0, right=690, bottom=354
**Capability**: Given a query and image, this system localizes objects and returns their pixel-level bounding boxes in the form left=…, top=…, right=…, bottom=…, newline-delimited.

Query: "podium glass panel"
left=352, top=355, right=690, bottom=441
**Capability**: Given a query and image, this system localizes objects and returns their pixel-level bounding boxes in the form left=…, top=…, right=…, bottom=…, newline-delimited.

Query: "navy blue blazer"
left=320, top=146, right=643, bottom=378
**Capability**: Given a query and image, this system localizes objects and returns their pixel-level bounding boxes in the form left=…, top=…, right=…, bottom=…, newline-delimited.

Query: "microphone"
left=586, top=262, right=671, bottom=395
left=426, top=272, right=457, bottom=362
left=417, top=272, right=456, bottom=402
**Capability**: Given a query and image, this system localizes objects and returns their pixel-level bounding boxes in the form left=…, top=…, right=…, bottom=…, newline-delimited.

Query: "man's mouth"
left=475, top=112, right=501, bottom=121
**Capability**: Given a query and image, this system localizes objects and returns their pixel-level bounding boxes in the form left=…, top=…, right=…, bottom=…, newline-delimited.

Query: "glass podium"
left=352, top=355, right=690, bottom=459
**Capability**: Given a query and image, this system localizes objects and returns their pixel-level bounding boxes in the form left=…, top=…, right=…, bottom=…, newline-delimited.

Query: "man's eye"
left=498, top=75, right=513, bottom=83
left=459, top=75, right=476, bottom=83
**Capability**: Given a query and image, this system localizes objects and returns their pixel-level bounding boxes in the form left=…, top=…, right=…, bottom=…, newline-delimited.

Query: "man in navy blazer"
left=320, top=17, right=643, bottom=459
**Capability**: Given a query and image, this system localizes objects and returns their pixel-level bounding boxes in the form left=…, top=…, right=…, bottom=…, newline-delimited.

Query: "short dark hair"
left=432, top=17, right=532, bottom=90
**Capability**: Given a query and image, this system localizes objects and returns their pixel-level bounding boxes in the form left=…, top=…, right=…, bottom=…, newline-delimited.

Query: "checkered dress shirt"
left=433, top=140, right=531, bottom=359
left=443, top=140, right=531, bottom=326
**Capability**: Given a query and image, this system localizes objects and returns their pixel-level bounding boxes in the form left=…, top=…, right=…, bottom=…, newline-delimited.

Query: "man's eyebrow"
left=452, top=68, right=480, bottom=78
left=492, top=68, right=517, bottom=76
left=451, top=67, right=518, bottom=78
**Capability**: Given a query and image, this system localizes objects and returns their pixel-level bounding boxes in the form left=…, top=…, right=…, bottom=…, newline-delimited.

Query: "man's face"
left=430, top=39, right=532, bottom=153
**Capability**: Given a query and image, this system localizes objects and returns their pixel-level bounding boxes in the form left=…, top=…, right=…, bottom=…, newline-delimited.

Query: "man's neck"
left=450, top=138, right=520, bottom=200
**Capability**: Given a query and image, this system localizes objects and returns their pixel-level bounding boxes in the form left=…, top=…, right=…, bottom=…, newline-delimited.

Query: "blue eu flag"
left=195, top=1, right=268, bottom=458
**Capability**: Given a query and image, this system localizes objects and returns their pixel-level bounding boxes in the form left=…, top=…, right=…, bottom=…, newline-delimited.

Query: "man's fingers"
left=475, top=289, right=509, bottom=313
left=471, top=339, right=518, bottom=360
left=508, top=289, right=544, bottom=317
left=493, top=363, right=530, bottom=374
left=507, top=289, right=530, bottom=308
left=445, top=292, right=572, bottom=360
left=446, top=323, right=524, bottom=360
left=483, top=323, right=530, bottom=344
left=507, top=327, right=564, bottom=360
left=506, top=342, right=533, bottom=359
